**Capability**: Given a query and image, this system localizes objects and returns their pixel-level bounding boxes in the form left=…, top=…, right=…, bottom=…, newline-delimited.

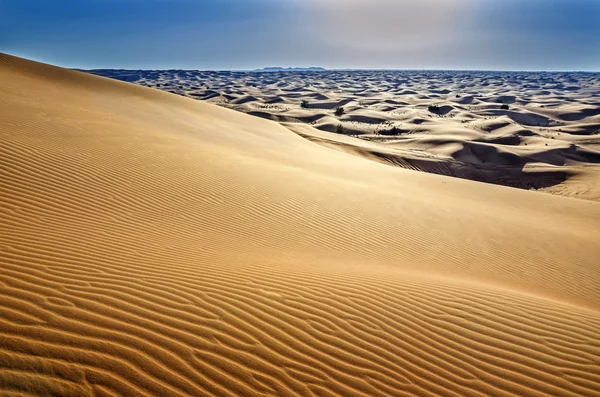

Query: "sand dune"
left=2, top=53, right=600, bottom=396
left=90, top=68, right=600, bottom=201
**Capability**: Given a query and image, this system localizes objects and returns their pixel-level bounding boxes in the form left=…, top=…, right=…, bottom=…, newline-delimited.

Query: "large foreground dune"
left=1, top=53, right=600, bottom=396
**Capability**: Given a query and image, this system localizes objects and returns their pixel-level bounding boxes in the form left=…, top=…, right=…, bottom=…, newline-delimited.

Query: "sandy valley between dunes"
left=1, top=53, right=600, bottom=396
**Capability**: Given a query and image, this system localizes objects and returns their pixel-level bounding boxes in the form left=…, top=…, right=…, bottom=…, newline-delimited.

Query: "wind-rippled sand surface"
left=91, top=68, right=600, bottom=201
left=2, top=54, right=600, bottom=396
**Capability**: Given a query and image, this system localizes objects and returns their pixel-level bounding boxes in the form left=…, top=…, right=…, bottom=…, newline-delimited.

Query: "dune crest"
left=1, top=53, right=600, bottom=396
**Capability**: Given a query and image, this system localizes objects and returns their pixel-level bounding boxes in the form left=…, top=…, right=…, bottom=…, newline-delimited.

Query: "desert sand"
left=2, top=53, right=600, bottom=396
left=90, top=68, right=600, bottom=201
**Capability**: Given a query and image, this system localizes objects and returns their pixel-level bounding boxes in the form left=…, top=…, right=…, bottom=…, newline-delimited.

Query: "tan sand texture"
left=1, top=53, right=600, bottom=396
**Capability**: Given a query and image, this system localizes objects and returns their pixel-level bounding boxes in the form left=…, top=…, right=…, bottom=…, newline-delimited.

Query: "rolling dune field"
left=90, top=68, right=600, bottom=201
left=2, top=53, right=600, bottom=396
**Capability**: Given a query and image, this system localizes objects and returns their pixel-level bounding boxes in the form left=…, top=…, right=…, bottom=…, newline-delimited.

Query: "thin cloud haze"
left=0, top=0, right=598, bottom=70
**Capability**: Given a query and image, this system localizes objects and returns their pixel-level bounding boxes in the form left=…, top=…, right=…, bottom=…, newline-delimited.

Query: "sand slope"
left=2, top=53, right=600, bottom=396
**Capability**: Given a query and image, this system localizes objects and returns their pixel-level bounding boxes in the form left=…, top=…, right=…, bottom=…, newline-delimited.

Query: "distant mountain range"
left=252, top=67, right=326, bottom=73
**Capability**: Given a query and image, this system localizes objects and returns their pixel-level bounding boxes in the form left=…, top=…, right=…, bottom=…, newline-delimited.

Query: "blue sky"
left=1, top=0, right=598, bottom=71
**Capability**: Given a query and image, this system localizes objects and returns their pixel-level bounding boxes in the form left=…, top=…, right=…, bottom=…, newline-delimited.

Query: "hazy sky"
left=1, top=0, right=599, bottom=71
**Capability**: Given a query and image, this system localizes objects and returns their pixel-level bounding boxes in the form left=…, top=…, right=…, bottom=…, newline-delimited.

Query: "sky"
left=0, top=0, right=599, bottom=71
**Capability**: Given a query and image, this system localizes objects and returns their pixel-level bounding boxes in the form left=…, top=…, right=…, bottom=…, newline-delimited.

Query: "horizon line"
left=81, top=67, right=600, bottom=74
left=3, top=51, right=599, bottom=74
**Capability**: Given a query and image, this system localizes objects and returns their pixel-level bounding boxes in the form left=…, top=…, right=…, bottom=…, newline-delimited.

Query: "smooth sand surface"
left=90, top=69, right=600, bottom=201
left=2, top=53, right=600, bottom=396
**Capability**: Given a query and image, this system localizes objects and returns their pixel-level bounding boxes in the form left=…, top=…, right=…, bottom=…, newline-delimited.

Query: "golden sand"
left=1, top=53, right=599, bottom=396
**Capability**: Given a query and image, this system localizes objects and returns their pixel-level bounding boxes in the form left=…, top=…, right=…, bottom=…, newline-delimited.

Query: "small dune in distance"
left=253, top=67, right=327, bottom=73
left=2, top=51, right=600, bottom=397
